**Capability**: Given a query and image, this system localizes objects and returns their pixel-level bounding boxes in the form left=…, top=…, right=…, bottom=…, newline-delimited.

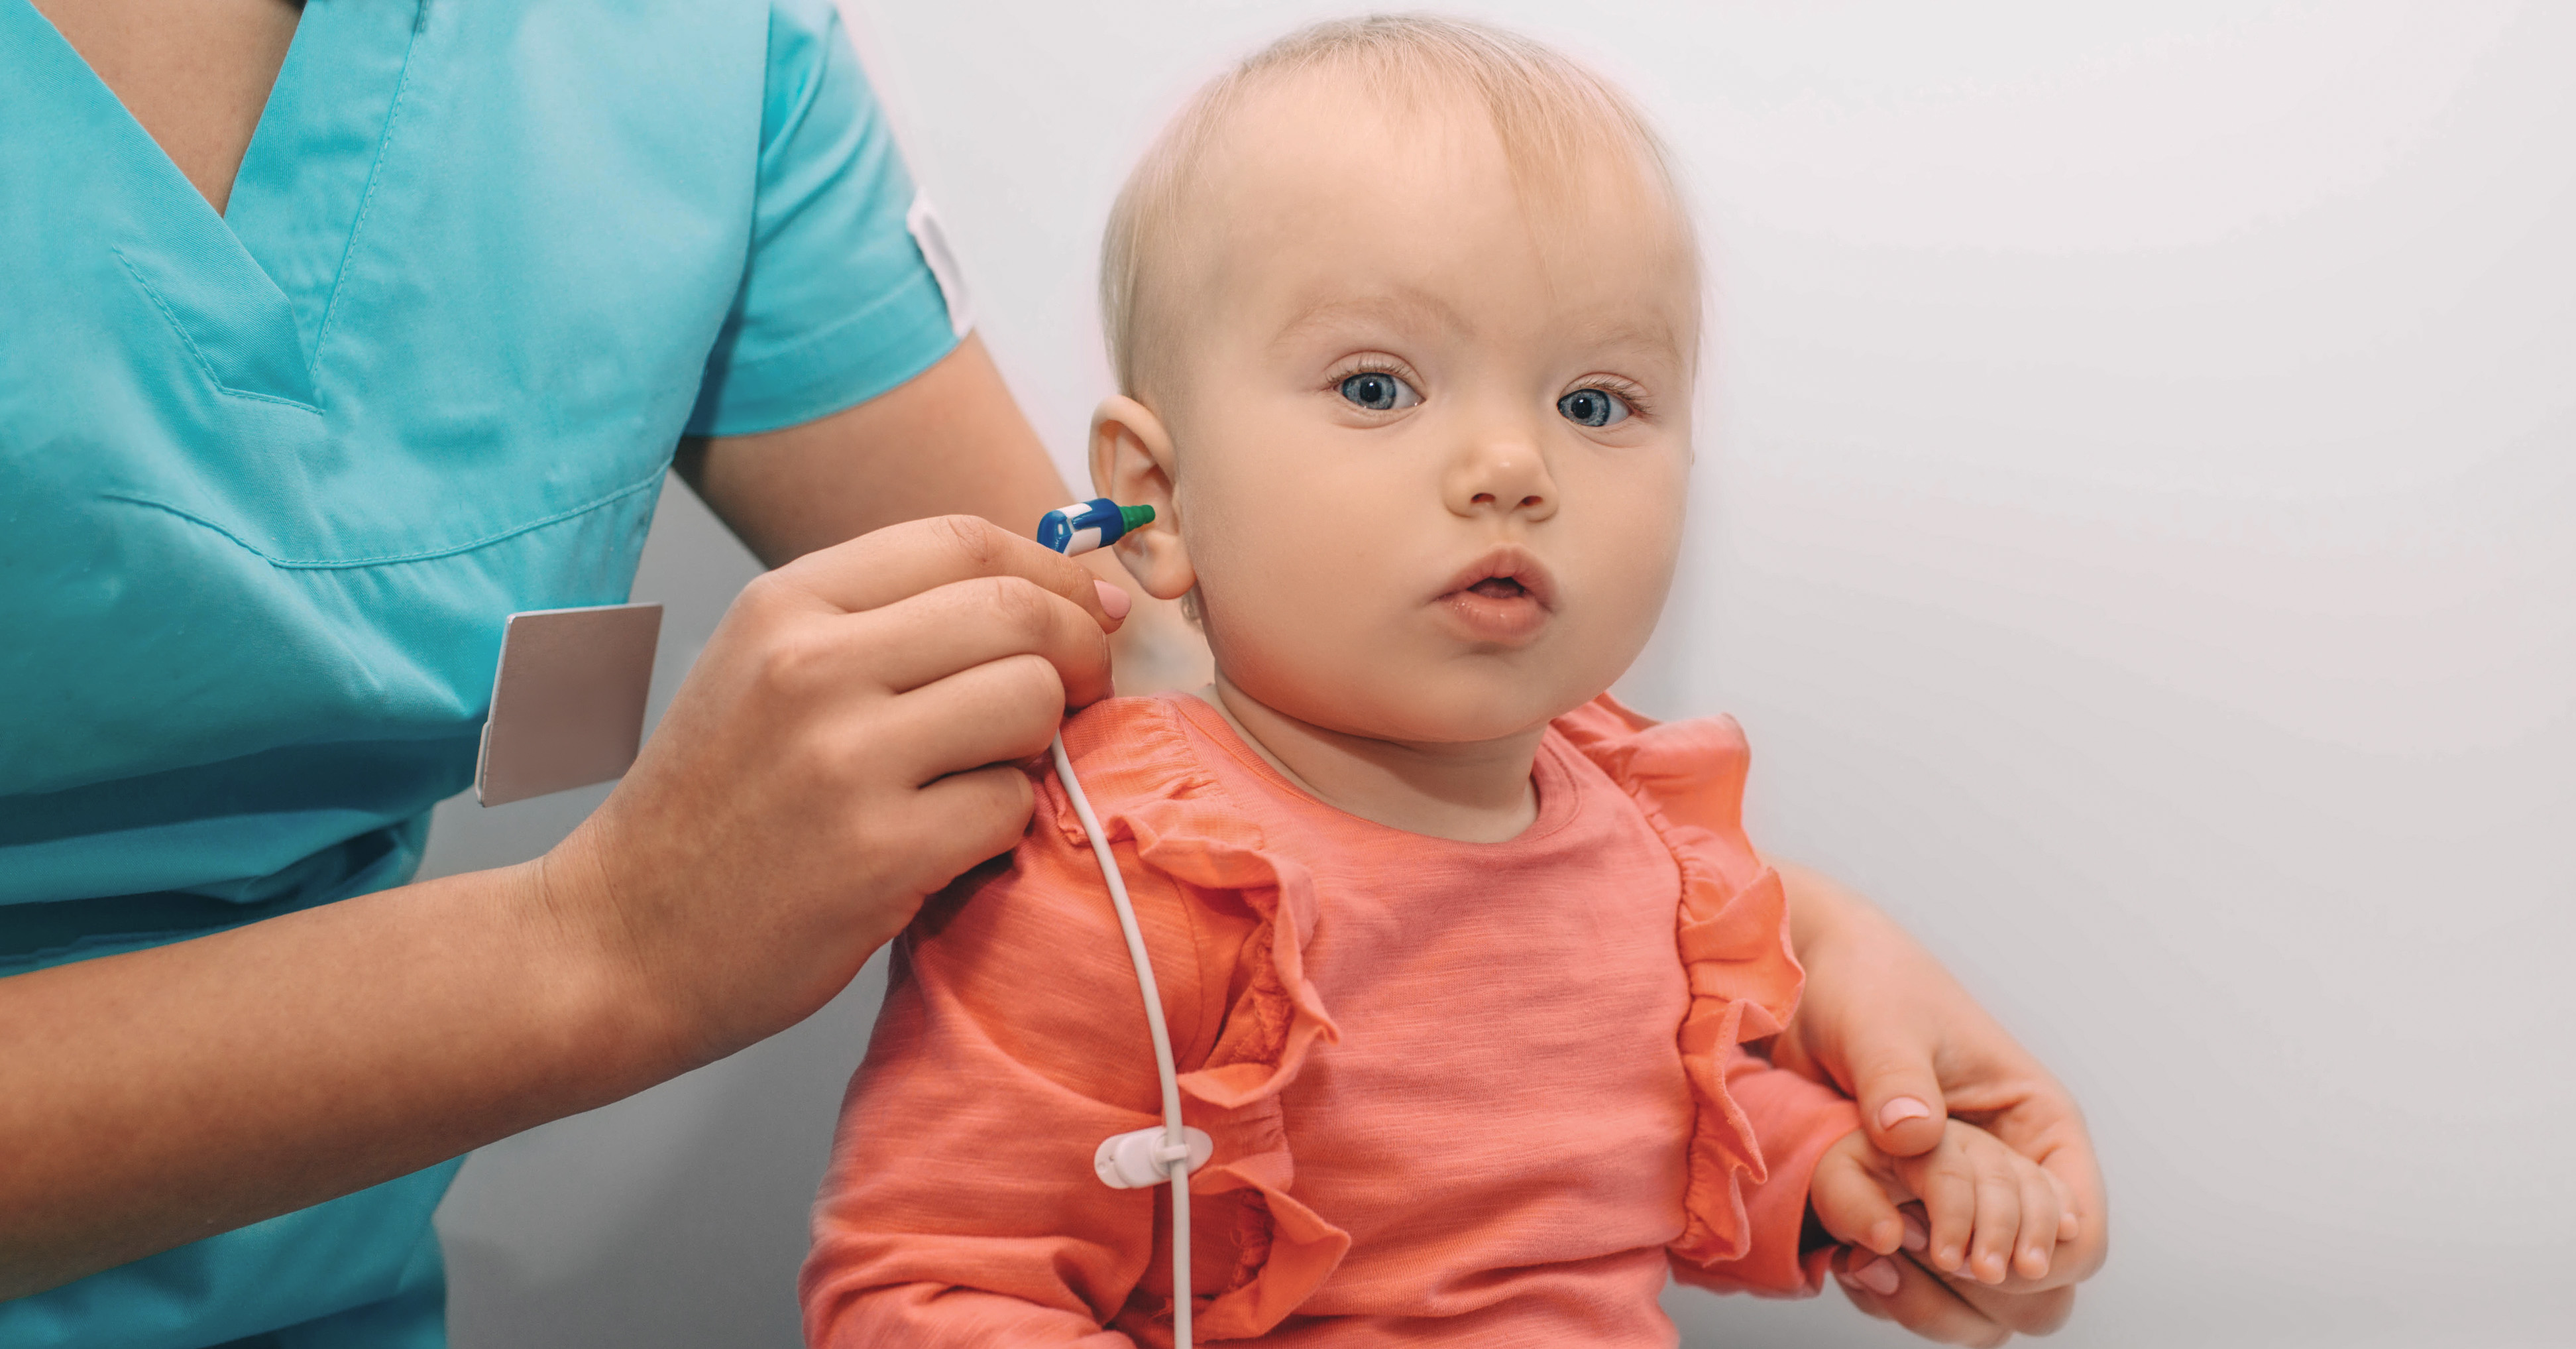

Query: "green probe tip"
left=1119, top=503, right=1156, bottom=532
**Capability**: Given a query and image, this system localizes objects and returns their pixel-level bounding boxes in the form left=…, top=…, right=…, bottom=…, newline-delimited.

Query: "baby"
left=802, top=16, right=2068, bottom=1346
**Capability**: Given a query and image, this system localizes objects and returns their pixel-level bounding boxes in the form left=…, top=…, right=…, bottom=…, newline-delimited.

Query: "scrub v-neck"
left=16, top=0, right=425, bottom=386
left=32, top=0, right=302, bottom=219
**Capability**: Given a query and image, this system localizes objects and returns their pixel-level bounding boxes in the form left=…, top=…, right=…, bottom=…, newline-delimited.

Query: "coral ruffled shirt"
left=802, top=694, right=1861, bottom=1346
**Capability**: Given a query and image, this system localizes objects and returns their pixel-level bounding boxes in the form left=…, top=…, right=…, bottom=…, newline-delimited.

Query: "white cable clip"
left=1095, top=1126, right=1213, bottom=1190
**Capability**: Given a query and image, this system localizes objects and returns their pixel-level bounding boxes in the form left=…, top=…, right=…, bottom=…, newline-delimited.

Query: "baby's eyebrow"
left=1270, top=288, right=1469, bottom=351
left=1570, top=316, right=1689, bottom=360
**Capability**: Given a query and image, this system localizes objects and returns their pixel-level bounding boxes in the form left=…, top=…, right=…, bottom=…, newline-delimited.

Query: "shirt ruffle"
left=1040, top=693, right=1809, bottom=1334
left=1042, top=704, right=1350, bottom=1341
left=1551, top=695, right=1811, bottom=1271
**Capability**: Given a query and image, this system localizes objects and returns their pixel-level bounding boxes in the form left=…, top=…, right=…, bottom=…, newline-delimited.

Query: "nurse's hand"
left=540, top=513, right=1125, bottom=1071
left=1772, top=860, right=2107, bottom=1342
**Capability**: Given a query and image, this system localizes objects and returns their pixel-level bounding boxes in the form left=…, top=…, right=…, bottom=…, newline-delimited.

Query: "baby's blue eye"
left=1557, top=387, right=1632, bottom=428
left=1339, top=371, right=1420, bottom=412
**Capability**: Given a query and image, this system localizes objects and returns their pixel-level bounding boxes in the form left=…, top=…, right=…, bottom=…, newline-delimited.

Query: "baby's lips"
left=1431, top=542, right=1557, bottom=609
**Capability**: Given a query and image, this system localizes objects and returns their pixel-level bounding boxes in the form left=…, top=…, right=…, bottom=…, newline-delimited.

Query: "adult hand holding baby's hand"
left=1768, top=860, right=2106, bottom=1344
left=1811, top=1117, right=2078, bottom=1348
left=533, top=514, right=1125, bottom=1078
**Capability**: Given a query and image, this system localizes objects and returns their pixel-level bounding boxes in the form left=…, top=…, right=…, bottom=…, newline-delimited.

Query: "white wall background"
left=428, top=2, right=2576, bottom=1345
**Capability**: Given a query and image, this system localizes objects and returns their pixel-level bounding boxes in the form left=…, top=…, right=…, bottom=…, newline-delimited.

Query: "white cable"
left=1052, top=732, right=1192, bottom=1349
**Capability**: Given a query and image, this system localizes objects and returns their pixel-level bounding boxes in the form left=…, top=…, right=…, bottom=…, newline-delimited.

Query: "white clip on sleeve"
left=1095, top=1126, right=1213, bottom=1190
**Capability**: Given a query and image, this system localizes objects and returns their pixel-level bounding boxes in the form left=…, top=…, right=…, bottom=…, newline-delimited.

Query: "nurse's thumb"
left=1850, top=1047, right=1948, bottom=1158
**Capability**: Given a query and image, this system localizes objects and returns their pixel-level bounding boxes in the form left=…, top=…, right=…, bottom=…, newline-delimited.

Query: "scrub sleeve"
left=0, top=0, right=962, bottom=1344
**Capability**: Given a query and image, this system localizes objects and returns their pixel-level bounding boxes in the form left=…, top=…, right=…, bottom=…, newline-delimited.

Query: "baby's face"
left=1108, top=76, right=1696, bottom=745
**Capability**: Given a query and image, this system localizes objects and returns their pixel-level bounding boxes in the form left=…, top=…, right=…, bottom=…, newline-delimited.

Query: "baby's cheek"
left=1565, top=527, right=1683, bottom=680
left=1194, top=534, right=1379, bottom=701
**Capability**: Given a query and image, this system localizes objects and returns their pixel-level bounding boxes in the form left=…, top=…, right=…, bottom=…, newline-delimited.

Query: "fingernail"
left=1901, top=1214, right=1929, bottom=1252
left=1850, top=1256, right=1902, bottom=1296
left=1093, top=579, right=1133, bottom=620
left=1877, top=1096, right=1933, bottom=1129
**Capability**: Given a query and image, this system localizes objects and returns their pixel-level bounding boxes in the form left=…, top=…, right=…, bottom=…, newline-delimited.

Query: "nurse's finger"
left=1946, top=1270, right=2079, bottom=1337
left=900, top=763, right=1042, bottom=882
left=858, top=573, right=1115, bottom=697
left=1832, top=1252, right=2013, bottom=1348
left=883, top=653, right=1069, bottom=785
left=724, top=573, right=1111, bottom=715
left=769, top=514, right=1123, bottom=629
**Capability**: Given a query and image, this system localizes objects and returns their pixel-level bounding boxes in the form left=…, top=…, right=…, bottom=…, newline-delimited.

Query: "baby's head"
left=1093, top=15, right=1700, bottom=745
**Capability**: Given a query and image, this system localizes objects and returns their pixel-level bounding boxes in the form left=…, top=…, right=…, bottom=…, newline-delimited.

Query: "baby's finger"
left=1811, top=1138, right=1907, bottom=1256
left=2013, top=1160, right=2062, bottom=1281
left=1899, top=1201, right=1932, bottom=1256
left=1915, top=1151, right=1978, bottom=1277
left=1967, top=1151, right=2021, bottom=1285
left=2047, top=1164, right=2081, bottom=1242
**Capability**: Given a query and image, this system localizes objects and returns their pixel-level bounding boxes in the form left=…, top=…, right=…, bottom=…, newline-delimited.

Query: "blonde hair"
left=1099, top=13, right=1698, bottom=398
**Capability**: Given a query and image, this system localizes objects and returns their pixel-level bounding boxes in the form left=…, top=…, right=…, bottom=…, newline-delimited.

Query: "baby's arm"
left=799, top=835, right=1243, bottom=1347
left=1669, top=1049, right=1865, bottom=1297
left=1810, top=1116, right=2078, bottom=1289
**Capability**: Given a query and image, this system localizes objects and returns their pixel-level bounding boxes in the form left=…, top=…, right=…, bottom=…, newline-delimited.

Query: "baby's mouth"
left=1434, top=547, right=1556, bottom=645
left=1432, top=545, right=1559, bottom=609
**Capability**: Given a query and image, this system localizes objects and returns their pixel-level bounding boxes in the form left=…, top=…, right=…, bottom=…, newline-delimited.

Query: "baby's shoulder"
left=1023, top=694, right=1255, bottom=856
left=908, top=693, right=1302, bottom=1053
left=919, top=694, right=1284, bottom=939
left=1551, top=693, right=1751, bottom=810
left=1547, top=693, right=1771, bottom=899
left=1042, top=693, right=1221, bottom=810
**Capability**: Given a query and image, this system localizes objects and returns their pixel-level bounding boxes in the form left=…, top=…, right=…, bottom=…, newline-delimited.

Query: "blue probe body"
left=1037, top=499, right=1154, bottom=557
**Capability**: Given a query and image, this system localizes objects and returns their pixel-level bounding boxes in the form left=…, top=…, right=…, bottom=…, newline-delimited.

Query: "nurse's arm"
left=677, top=333, right=1213, bottom=693
left=676, top=334, right=1065, bottom=563
left=0, top=515, right=1125, bottom=1298
left=0, top=865, right=655, bottom=1297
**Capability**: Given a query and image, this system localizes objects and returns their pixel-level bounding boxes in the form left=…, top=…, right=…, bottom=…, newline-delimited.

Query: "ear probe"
left=1038, top=498, right=1155, bottom=557
left=1038, top=500, right=1206, bottom=1348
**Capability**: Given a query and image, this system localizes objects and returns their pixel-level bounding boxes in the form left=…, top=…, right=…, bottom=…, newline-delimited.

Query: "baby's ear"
left=1089, top=396, right=1196, bottom=603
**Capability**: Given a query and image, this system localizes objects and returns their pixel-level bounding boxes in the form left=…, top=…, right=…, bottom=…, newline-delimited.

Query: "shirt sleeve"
left=684, top=0, right=962, bottom=438
left=1669, top=1051, right=1864, bottom=1298
left=798, top=792, right=1256, bottom=1347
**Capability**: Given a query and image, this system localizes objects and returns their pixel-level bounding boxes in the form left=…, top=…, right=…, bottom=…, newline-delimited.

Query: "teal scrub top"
left=0, top=0, right=962, bottom=1342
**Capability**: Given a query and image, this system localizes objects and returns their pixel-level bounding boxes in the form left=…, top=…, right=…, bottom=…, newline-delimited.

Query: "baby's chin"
left=1239, top=666, right=1611, bottom=748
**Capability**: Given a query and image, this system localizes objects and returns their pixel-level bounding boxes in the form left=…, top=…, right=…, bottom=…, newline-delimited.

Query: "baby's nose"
left=1448, top=437, right=1559, bottom=520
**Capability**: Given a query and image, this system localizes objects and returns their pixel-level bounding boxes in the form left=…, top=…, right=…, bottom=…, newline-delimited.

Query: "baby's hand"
left=1811, top=1118, right=2076, bottom=1286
